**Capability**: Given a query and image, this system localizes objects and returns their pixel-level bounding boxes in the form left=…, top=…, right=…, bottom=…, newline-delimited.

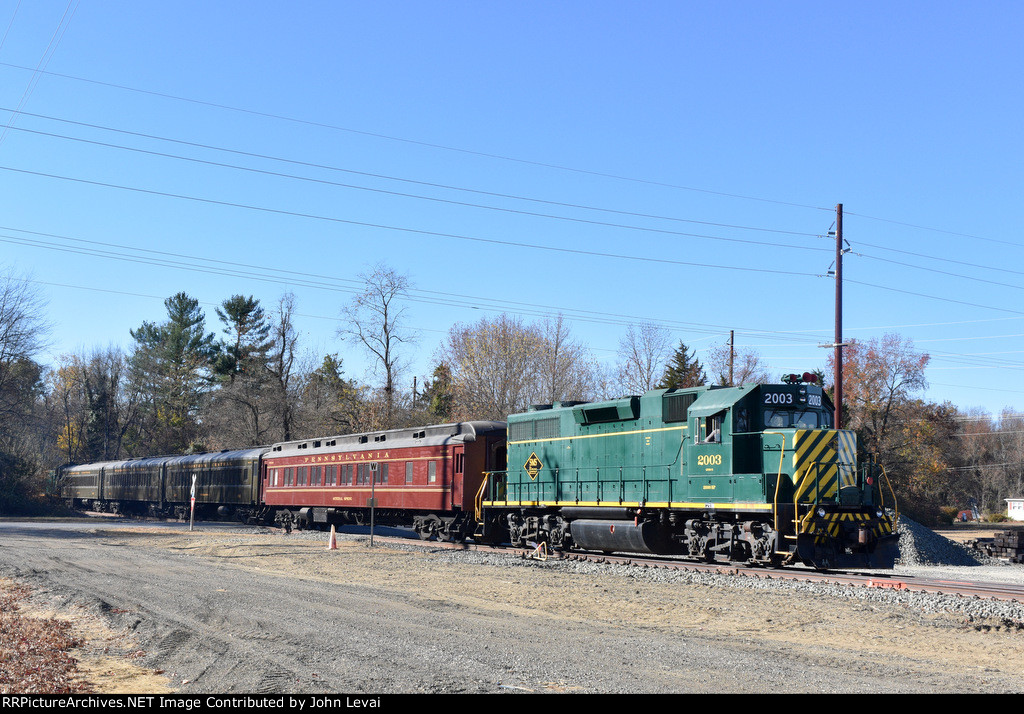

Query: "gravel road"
left=2, top=518, right=1024, bottom=694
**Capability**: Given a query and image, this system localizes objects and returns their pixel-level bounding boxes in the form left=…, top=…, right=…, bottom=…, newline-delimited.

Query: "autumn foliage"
left=0, top=582, right=91, bottom=694
left=826, top=333, right=1024, bottom=524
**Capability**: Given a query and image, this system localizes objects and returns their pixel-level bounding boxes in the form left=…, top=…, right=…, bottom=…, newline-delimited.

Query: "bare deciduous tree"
left=338, top=264, right=414, bottom=429
left=48, top=346, right=133, bottom=463
left=438, top=313, right=597, bottom=421
left=615, top=322, right=673, bottom=395
left=706, top=339, right=772, bottom=386
left=0, top=269, right=50, bottom=512
left=538, top=315, right=598, bottom=404
left=268, top=292, right=300, bottom=442
left=0, top=269, right=49, bottom=420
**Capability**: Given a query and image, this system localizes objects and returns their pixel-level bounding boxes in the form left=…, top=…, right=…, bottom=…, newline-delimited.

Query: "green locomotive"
left=480, top=375, right=898, bottom=569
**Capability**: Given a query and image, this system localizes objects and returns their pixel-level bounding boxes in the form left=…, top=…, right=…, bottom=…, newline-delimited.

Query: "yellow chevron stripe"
left=795, top=509, right=894, bottom=538
left=837, top=430, right=858, bottom=488
left=793, top=430, right=839, bottom=502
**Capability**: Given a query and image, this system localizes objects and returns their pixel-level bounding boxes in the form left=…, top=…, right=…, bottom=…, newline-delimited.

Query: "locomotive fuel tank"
left=568, top=518, right=674, bottom=554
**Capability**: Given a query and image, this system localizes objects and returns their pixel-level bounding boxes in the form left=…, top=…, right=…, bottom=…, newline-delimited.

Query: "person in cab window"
left=703, top=413, right=723, bottom=443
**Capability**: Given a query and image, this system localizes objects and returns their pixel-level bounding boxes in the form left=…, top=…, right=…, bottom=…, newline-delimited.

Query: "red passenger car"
left=261, top=421, right=506, bottom=540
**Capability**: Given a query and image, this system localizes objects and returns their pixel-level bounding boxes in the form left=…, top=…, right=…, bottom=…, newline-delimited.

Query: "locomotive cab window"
left=735, top=408, right=749, bottom=434
left=701, top=411, right=725, bottom=443
left=793, top=410, right=819, bottom=429
left=764, top=409, right=832, bottom=429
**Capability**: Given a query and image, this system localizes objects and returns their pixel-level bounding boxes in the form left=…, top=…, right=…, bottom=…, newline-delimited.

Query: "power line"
left=854, top=250, right=1024, bottom=293
left=0, top=62, right=835, bottom=212
left=0, top=108, right=825, bottom=241
left=9, top=161, right=1020, bottom=324
left=847, top=210, right=1024, bottom=250
left=846, top=279, right=1024, bottom=317
left=0, top=121, right=830, bottom=254
left=0, top=1, right=78, bottom=147
left=0, top=164, right=823, bottom=280
left=2, top=225, right=827, bottom=341
left=1, top=65, right=1015, bottom=253
left=854, top=237, right=1024, bottom=279
left=930, top=381, right=1024, bottom=396
left=6, top=62, right=1018, bottom=253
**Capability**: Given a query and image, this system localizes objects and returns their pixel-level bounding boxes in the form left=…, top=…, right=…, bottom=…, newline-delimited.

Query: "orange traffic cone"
left=327, top=524, right=337, bottom=550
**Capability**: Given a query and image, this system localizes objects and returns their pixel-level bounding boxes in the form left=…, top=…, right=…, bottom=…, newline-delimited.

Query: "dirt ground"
left=932, top=526, right=1008, bottom=543
left=4, top=523, right=1024, bottom=693
left=10, top=580, right=176, bottom=694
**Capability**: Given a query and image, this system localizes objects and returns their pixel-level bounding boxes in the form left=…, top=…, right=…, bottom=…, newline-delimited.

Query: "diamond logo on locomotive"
left=524, top=452, right=543, bottom=480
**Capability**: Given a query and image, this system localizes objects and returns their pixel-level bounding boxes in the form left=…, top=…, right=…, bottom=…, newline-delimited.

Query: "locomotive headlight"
left=876, top=508, right=884, bottom=518
left=816, top=507, right=826, bottom=518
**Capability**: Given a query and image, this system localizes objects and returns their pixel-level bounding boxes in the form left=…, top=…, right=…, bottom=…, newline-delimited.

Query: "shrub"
left=936, top=506, right=958, bottom=526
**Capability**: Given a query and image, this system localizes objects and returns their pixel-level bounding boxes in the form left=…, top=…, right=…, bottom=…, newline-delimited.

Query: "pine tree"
left=208, top=295, right=274, bottom=447
left=128, top=292, right=217, bottom=453
left=657, top=341, right=706, bottom=389
left=421, top=363, right=454, bottom=421
left=213, top=295, right=272, bottom=383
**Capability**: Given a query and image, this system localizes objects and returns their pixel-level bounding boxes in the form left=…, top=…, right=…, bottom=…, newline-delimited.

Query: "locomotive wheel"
left=416, top=515, right=441, bottom=541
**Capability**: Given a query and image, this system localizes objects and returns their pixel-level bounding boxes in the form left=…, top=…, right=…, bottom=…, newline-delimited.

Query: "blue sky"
left=1, top=2, right=1022, bottom=416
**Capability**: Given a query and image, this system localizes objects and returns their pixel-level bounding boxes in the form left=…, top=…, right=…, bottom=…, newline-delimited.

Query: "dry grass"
left=0, top=581, right=92, bottom=694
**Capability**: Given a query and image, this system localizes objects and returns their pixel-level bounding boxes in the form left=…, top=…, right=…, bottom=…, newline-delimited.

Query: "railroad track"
left=92, top=517, right=1024, bottom=605
left=371, top=531, right=1024, bottom=604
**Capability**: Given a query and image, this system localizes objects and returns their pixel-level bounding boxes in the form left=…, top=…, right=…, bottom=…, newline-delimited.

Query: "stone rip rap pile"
left=894, top=515, right=986, bottom=567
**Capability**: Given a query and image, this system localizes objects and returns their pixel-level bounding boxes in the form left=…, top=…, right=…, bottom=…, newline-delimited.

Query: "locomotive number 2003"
left=697, top=454, right=722, bottom=466
left=763, top=392, right=794, bottom=405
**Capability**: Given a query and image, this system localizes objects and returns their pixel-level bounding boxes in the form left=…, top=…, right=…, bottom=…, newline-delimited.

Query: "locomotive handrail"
left=474, top=471, right=492, bottom=521
left=762, top=431, right=789, bottom=545
left=499, top=464, right=676, bottom=507
left=795, top=462, right=823, bottom=535
left=878, top=465, right=900, bottom=524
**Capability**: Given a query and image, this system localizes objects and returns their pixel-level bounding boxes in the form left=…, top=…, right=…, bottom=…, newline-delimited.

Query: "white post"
left=189, top=474, right=197, bottom=532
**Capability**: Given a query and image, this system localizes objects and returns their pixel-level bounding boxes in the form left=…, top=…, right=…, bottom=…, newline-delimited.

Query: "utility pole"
left=728, top=330, right=734, bottom=386
left=834, top=203, right=844, bottom=428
